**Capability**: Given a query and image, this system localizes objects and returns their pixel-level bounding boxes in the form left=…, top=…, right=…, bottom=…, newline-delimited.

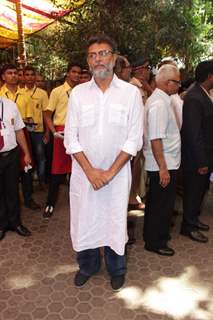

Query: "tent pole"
left=15, top=0, right=27, bottom=67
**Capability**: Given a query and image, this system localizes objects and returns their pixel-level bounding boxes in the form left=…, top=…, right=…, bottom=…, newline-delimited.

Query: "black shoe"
left=43, top=205, right=54, bottom=219
left=74, top=271, right=90, bottom=287
left=0, top=230, right=6, bottom=241
left=111, top=275, right=125, bottom=291
left=196, top=221, right=210, bottom=231
left=14, top=225, right=31, bottom=237
left=180, top=229, right=208, bottom=243
left=25, top=199, right=41, bottom=211
left=144, top=245, right=175, bottom=256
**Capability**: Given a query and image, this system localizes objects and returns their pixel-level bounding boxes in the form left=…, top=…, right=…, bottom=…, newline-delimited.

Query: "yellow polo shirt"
left=0, top=84, right=33, bottom=120
left=45, top=81, right=72, bottom=126
left=24, top=86, right=49, bottom=132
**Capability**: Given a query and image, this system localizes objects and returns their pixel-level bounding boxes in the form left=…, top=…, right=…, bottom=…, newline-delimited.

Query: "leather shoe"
left=14, top=225, right=31, bottom=237
left=74, top=271, right=90, bottom=287
left=196, top=221, right=210, bottom=231
left=0, top=230, right=6, bottom=241
left=111, top=275, right=125, bottom=291
left=25, top=199, right=41, bottom=211
left=144, top=245, right=175, bottom=256
left=180, top=229, right=208, bottom=243
left=43, top=205, right=54, bottom=219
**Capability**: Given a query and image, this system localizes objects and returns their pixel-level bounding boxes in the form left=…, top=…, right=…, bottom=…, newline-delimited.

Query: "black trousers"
left=0, top=147, right=21, bottom=229
left=182, top=170, right=210, bottom=231
left=46, top=174, right=67, bottom=207
left=20, top=170, right=33, bottom=205
left=143, top=170, right=177, bottom=248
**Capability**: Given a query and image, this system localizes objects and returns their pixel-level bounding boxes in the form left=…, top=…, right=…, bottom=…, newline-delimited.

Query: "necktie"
left=0, top=121, right=4, bottom=150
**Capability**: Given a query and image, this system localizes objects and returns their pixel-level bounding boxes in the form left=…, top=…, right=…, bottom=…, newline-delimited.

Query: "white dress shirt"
left=0, top=97, right=25, bottom=153
left=143, top=88, right=181, bottom=171
left=64, top=75, right=143, bottom=255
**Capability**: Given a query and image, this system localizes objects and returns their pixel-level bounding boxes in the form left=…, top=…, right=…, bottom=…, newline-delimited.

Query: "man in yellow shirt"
left=43, top=62, right=81, bottom=218
left=0, top=64, right=40, bottom=211
left=23, top=66, right=49, bottom=188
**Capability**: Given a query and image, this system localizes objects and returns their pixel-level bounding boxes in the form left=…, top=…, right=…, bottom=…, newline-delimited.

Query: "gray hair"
left=156, top=64, right=179, bottom=84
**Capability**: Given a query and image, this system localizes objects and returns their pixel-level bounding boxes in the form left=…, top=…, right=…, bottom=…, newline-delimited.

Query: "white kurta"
left=64, top=75, right=143, bottom=255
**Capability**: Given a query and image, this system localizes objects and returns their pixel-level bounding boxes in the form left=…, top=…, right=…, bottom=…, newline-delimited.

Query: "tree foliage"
left=1, top=0, right=212, bottom=78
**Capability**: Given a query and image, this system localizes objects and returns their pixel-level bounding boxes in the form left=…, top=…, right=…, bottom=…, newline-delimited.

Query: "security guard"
left=0, top=64, right=40, bottom=210
left=0, top=96, right=31, bottom=241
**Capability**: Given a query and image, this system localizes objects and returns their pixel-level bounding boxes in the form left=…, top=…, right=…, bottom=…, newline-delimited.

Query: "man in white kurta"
left=64, top=35, right=143, bottom=290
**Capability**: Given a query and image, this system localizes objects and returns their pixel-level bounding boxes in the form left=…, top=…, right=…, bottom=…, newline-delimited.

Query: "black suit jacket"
left=181, top=82, right=213, bottom=171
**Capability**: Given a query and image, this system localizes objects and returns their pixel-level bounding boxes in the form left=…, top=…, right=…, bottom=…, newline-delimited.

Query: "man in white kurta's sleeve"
left=64, top=34, right=143, bottom=291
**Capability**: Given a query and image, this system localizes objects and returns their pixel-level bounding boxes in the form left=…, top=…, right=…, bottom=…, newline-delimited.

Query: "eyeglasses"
left=87, top=50, right=113, bottom=60
left=168, top=79, right=181, bottom=86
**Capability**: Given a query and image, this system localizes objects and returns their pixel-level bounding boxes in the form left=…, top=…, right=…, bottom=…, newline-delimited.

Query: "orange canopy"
left=0, top=0, right=85, bottom=48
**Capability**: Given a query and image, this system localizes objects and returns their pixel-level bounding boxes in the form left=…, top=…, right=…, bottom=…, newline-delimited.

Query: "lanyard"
left=31, top=86, right=37, bottom=98
left=6, top=92, right=19, bottom=103
left=0, top=100, right=3, bottom=121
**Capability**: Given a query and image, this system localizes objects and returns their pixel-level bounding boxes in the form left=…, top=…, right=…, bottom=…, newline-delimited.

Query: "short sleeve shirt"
left=0, top=97, right=25, bottom=152
left=0, top=84, right=33, bottom=120
left=45, top=81, right=72, bottom=126
left=143, top=88, right=181, bottom=171
left=24, top=86, right=49, bottom=132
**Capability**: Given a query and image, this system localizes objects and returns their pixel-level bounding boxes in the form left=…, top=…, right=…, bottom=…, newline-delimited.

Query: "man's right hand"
left=53, top=132, right=64, bottom=140
left=159, top=168, right=170, bottom=188
left=86, top=168, right=109, bottom=190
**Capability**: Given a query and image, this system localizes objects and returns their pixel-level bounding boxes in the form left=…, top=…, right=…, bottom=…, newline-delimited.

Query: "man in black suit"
left=181, top=60, right=213, bottom=243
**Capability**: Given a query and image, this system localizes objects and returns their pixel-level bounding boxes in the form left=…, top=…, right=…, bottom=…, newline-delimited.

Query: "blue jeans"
left=29, top=132, right=46, bottom=182
left=77, top=246, right=127, bottom=277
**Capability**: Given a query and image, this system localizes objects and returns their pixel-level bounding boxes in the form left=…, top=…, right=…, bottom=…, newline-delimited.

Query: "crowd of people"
left=0, top=34, right=213, bottom=291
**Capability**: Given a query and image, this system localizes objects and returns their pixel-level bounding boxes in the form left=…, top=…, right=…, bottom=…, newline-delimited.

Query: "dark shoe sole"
left=180, top=230, right=208, bottom=243
left=144, top=246, right=175, bottom=256
left=74, top=272, right=91, bottom=287
left=111, top=275, right=125, bottom=291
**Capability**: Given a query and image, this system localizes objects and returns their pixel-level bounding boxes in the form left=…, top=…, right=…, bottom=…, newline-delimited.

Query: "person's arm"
left=43, top=110, right=55, bottom=134
left=151, top=139, right=170, bottom=187
left=43, top=89, right=57, bottom=135
left=182, top=96, right=208, bottom=174
left=15, top=129, right=31, bottom=165
left=102, top=151, right=131, bottom=182
left=73, top=152, right=109, bottom=190
left=41, top=91, right=50, bottom=144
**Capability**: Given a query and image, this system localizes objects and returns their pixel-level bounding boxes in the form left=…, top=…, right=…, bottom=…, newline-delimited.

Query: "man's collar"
left=64, top=81, right=72, bottom=91
left=25, top=85, right=36, bottom=92
left=1, top=84, right=21, bottom=95
left=155, top=88, right=171, bottom=102
left=88, top=74, right=120, bottom=89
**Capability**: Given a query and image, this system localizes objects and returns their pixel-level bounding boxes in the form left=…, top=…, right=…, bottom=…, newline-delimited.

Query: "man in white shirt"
left=64, top=34, right=143, bottom=290
left=143, top=64, right=181, bottom=256
left=0, top=97, right=32, bottom=241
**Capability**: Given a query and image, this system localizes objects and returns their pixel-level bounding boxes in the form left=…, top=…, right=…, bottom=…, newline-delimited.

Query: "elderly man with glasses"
left=143, top=64, right=181, bottom=256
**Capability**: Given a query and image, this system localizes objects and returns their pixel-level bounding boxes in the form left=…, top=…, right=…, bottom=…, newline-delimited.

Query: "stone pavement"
left=0, top=185, right=213, bottom=320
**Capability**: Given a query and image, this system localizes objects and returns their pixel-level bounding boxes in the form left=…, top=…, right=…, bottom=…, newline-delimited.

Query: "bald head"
left=155, top=64, right=180, bottom=95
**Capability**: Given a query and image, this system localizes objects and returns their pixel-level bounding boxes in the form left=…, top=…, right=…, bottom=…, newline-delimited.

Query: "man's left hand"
left=24, top=154, right=31, bottom=166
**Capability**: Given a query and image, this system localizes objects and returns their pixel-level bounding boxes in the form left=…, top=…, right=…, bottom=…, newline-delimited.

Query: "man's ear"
left=113, top=53, right=118, bottom=66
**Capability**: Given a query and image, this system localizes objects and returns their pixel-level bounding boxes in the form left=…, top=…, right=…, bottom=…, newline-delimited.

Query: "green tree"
left=2, top=0, right=212, bottom=78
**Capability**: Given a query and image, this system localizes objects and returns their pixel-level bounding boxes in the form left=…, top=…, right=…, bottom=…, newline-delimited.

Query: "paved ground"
left=0, top=184, right=213, bottom=320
